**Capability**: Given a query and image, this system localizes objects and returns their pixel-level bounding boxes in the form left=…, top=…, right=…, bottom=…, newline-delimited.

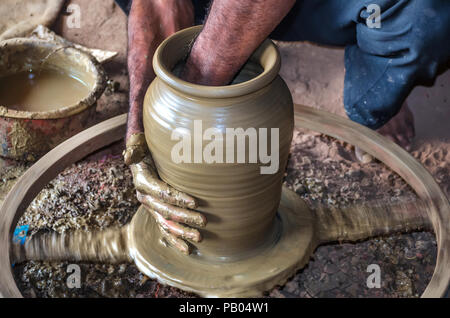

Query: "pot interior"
left=154, top=26, right=281, bottom=98
left=172, top=60, right=264, bottom=85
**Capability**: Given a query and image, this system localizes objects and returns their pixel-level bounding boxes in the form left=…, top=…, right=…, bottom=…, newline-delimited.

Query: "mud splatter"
left=0, top=158, right=31, bottom=206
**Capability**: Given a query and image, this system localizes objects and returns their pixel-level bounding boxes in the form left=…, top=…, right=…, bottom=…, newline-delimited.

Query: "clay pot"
left=144, top=26, right=294, bottom=261
left=0, top=38, right=106, bottom=161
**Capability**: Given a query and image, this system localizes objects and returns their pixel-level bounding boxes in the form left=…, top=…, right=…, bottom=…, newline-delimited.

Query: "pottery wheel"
left=1, top=105, right=449, bottom=298
left=129, top=186, right=315, bottom=298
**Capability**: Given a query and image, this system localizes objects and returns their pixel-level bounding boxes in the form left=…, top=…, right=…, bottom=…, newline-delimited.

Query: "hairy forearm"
left=127, top=0, right=194, bottom=140
left=183, top=0, right=295, bottom=86
left=127, top=0, right=158, bottom=140
left=127, top=0, right=293, bottom=136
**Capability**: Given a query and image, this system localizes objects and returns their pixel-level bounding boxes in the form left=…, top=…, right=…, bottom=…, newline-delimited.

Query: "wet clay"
left=2, top=109, right=448, bottom=298
left=12, top=187, right=433, bottom=297
left=144, top=26, right=294, bottom=260
left=0, top=69, right=90, bottom=112
left=130, top=188, right=314, bottom=297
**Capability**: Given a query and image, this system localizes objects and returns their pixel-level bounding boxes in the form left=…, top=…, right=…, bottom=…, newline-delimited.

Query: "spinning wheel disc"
left=1, top=104, right=448, bottom=297
left=129, top=187, right=315, bottom=298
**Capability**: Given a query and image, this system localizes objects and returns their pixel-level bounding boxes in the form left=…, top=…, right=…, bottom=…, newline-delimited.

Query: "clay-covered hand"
left=124, top=133, right=206, bottom=255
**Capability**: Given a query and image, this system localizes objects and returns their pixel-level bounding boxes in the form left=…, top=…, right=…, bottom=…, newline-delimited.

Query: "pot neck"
left=153, top=26, right=281, bottom=99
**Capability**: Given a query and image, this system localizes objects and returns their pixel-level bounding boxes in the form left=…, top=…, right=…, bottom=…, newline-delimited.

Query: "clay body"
left=143, top=26, right=294, bottom=260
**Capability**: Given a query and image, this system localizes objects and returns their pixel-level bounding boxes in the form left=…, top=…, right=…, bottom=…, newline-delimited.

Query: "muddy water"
left=0, top=69, right=90, bottom=112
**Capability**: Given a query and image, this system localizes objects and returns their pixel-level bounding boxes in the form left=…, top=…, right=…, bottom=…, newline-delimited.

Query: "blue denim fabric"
left=274, top=0, right=450, bottom=129
left=114, top=0, right=210, bottom=23
left=116, top=0, right=450, bottom=129
left=115, top=0, right=131, bottom=15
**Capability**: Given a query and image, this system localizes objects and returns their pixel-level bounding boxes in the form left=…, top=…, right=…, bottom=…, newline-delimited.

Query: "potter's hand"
left=124, top=133, right=206, bottom=255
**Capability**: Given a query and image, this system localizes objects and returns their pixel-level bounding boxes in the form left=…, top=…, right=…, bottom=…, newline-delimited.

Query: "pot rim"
left=0, top=38, right=106, bottom=120
left=153, top=25, right=281, bottom=99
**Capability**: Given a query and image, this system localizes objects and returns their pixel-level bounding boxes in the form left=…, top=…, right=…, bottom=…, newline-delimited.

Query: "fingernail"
left=136, top=191, right=144, bottom=202
left=185, top=198, right=197, bottom=210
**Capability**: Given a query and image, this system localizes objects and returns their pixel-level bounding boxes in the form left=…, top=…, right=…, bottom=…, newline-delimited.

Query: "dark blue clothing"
left=115, top=0, right=131, bottom=15
left=116, top=0, right=450, bottom=129
left=115, top=0, right=211, bottom=23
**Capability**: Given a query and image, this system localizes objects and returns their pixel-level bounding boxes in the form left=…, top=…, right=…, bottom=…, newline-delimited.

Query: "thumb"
left=123, top=133, right=148, bottom=165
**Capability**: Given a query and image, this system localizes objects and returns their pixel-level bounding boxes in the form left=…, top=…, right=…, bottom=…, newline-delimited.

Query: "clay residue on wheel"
left=13, top=136, right=439, bottom=298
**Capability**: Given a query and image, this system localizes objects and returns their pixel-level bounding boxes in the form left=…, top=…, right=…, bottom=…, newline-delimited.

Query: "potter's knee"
left=356, top=0, right=450, bottom=80
left=344, top=99, right=402, bottom=130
